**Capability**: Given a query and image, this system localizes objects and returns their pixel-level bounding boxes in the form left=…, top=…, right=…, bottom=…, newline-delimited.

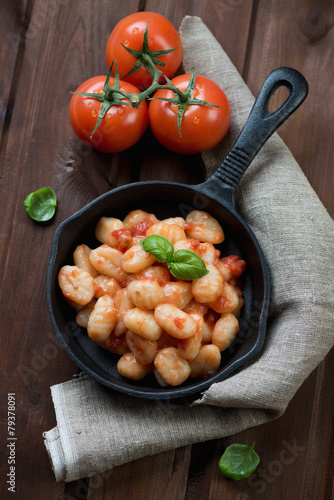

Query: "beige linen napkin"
left=43, top=16, right=334, bottom=482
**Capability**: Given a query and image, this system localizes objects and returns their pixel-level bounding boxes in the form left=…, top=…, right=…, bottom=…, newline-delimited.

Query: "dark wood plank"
left=87, top=447, right=191, bottom=500
left=244, top=0, right=334, bottom=216
left=300, top=351, right=334, bottom=500
left=0, top=3, right=70, bottom=498
left=0, top=0, right=29, bottom=144
left=144, top=0, right=255, bottom=73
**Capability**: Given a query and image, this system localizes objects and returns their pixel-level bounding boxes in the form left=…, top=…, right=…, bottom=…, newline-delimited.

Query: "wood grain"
left=245, top=0, right=334, bottom=215
left=0, top=0, right=29, bottom=144
left=0, top=1, right=333, bottom=499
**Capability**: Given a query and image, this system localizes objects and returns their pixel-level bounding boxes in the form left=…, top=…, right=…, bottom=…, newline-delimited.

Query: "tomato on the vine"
left=148, top=74, right=231, bottom=154
left=106, top=12, right=183, bottom=90
left=69, top=76, right=148, bottom=153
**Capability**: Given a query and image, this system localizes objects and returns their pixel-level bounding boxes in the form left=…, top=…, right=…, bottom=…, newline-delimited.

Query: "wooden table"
left=1, top=1, right=333, bottom=499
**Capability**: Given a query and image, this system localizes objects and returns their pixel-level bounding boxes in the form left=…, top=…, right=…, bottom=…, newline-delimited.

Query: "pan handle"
left=200, top=67, right=308, bottom=203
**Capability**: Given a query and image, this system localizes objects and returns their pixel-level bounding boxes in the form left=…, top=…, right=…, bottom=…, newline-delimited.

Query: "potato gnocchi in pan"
left=58, top=209, right=246, bottom=387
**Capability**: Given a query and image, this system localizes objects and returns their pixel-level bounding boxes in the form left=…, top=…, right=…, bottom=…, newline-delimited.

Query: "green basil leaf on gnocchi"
left=141, top=235, right=208, bottom=280
left=140, top=234, right=174, bottom=263
left=170, top=249, right=209, bottom=280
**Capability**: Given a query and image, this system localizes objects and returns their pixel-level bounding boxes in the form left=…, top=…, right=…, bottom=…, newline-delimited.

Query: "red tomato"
left=149, top=74, right=231, bottom=154
left=69, top=76, right=148, bottom=153
left=106, top=12, right=183, bottom=89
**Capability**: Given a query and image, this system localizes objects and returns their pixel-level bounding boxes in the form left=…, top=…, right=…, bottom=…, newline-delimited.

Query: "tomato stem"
left=128, top=54, right=163, bottom=107
left=149, top=69, right=219, bottom=136
left=73, top=62, right=134, bottom=138
left=119, top=21, right=177, bottom=81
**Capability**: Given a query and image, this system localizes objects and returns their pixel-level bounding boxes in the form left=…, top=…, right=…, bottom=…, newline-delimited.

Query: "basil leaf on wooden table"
left=140, top=235, right=208, bottom=280
left=24, top=187, right=57, bottom=222
left=219, top=442, right=260, bottom=480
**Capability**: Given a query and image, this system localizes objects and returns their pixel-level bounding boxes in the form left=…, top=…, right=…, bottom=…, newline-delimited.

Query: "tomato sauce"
left=221, top=255, right=246, bottom=279
left=130, top=218, right=154, bottom=237
left=112, top=229, right=132, bottom=252
left=174, top=317, right=186, bottom=330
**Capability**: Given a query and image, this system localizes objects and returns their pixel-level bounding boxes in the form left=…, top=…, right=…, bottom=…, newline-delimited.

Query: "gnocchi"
left=185, top=210, right=224, bottom=244
left=58, top=209, right=246, bottom=387
left=58, top=265, right=95, bottom=305
left=89, top=245, right=128, bottom=282
left=146, top=221, right=186, bottom=244
left=87, top=295, right=117, bottom=342
left=212, top=313, right=240, bottom=351
left=154, top=304, right=197, bottom=339
left=117, top=353, right=153, bottom=380
left=95, top=216, right=125, bottom=247
left=127, top=278, right=165, bottom=310
left=121, top=244, right=156, bottom=273
left=154, top=347, right=191, bottom=386
left=123, top=307, right=162, bottom=340
left=192, top=262, right=224, bottom=303
left=73, top=244, right=99, bottom=277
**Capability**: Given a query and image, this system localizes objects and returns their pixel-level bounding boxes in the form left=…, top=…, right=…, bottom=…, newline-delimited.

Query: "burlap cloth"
left=43, top=16, right=334, bottom=482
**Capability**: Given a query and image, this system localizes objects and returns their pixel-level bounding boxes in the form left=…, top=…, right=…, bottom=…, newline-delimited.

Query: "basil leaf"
left=23, top=192, right=34, bottom=210
left=140, top=235, right=174, bottom=263
left=219, top=442, right=260, bottom=481
left=170, top=249, right=209, bottom=280
left=24, top=187, right=57, bottom=222
left=140, top=235, right=208, bottom=280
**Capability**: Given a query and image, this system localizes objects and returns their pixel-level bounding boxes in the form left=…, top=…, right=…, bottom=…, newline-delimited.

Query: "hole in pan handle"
left=203, top=67, right=309, bottom=200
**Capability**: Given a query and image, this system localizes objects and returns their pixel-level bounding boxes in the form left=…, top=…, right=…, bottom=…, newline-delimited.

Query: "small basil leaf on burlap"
left=24, top=187, right=57, bottom=222
left=219, top=442, right=260, bottom=481
left=140, top=234, right=174, bottom=263
left=169, top=249, right=209, bottom=280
